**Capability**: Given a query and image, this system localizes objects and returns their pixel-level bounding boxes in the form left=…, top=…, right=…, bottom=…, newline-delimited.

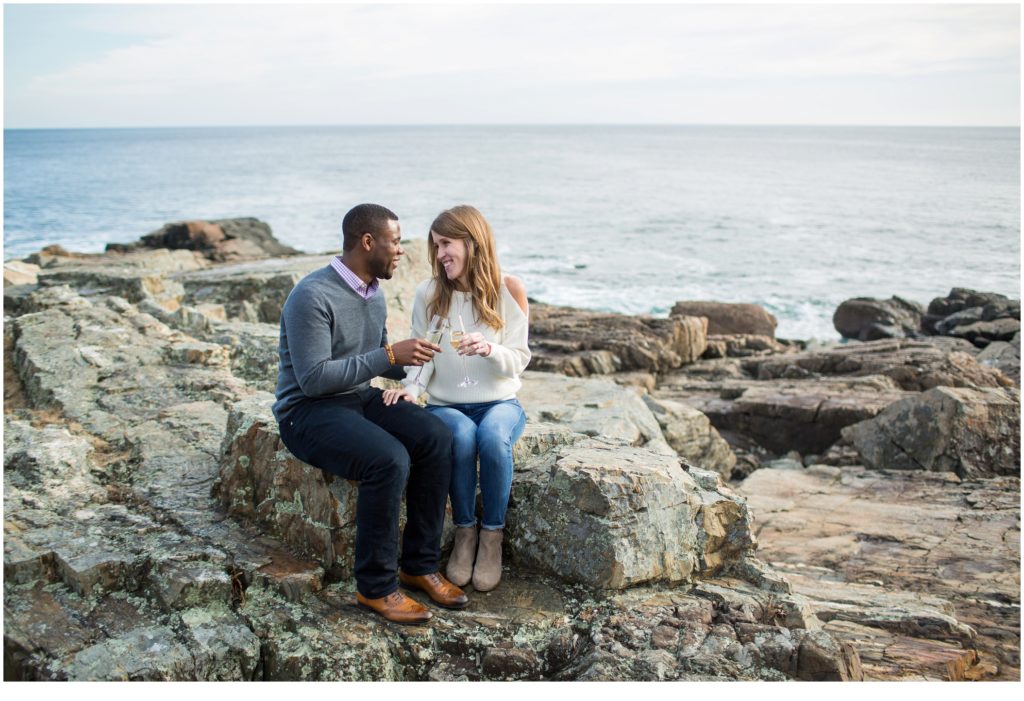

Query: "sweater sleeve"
left=284, top=284, right=391, bottom=396
left=483, top=290, right=531, bottom=379
left=401, top=284, right=433, bottom=398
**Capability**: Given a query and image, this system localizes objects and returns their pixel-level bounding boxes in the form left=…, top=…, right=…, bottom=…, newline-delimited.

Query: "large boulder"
left=670, top=301, right=777, bottom=338
left=833, top=297, right=924, bottom=341
left=214, top=394, right=363, bottom=577
left=841, top=386, right=1021, bottom=478
left=506, top=440, right=756, bottom=588
left=528, top=303, right=707, bottom=376
left=922, top=288, right=1021, bottom=348
left=924, top=287, right=1019, bottom=324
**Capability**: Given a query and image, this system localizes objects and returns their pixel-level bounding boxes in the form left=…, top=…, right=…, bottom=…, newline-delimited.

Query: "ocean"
left=3, top=125, right=1020, bottom=340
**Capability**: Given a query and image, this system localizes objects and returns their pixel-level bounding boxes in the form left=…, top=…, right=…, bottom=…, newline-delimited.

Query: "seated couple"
left=272, top=203, right=530, bottom=625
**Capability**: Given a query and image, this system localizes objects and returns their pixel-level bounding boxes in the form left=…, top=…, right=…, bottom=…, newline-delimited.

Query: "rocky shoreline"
left=3, top=218, right=1019, bottom=681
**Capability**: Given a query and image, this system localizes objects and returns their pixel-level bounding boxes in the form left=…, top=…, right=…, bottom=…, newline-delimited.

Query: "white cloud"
left=10, top=3, right=1020, bottom=126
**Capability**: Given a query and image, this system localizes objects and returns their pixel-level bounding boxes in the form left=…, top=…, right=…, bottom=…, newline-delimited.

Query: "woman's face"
left=431, top=231, right=469, bottom=286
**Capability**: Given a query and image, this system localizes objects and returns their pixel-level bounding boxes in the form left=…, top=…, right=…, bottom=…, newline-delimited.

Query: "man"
left=274, top=203, right=467, bottom=625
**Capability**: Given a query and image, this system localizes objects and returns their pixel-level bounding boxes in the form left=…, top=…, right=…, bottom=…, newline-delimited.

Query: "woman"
left=382, top=205, right=530, bottom=592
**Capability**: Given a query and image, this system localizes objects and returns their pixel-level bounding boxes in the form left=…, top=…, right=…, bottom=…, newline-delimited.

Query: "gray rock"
left=518, top=371, right=674, bottom=455
left=976, top=331, right=1021, bottom=386
left=507, top=440, right=755, bottom=588
left=842, top=386, right=1021, bottom=478
left=642, top=395, right=737, bottom=479
left=70, top=626, right=195, bottom=681
left=181, top=607, right=262, bottom=680
left=833, top=296, right=924, bottom=341
left=946, top=318, right=1021, bottom=346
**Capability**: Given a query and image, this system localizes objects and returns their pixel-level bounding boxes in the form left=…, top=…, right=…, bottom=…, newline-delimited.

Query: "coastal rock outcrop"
left=655, top=371, right=908, bottom=456
left=5, top=234, right=866, bottom=681
left=841, top=386, right=1021, bottom=478
left=833, top=296, right=924, bottom=341
left=742, top=338, right=1012, bottom=391
left=702, top=334, right=793, bottom=359
left=108, top=218, right=301, bottom=262
left=919, top=288, right=1021, bottom=384
left=528, top=303, right=707, bottom=376
left=670, top=301, right=778, bottom=338
left=922, top=288, right=1020, bottom=340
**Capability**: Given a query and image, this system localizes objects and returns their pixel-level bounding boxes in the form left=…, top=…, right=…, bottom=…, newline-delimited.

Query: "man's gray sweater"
left=273, top=265, right=400, bottom=422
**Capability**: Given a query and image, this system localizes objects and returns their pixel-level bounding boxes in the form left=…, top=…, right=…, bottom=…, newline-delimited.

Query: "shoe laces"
left=384, top=591, right=405, bottom=605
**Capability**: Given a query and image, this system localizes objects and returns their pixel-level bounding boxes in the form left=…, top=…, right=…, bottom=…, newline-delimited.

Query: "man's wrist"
left=384, top=343, right=396, bottom=365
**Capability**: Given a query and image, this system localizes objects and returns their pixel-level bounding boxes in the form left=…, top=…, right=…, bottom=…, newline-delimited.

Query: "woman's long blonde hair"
left=427, top=205, right=504, bottom=331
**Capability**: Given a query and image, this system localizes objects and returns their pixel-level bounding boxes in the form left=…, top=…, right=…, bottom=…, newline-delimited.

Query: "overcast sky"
left=3, top=2, right=1020, bottom=128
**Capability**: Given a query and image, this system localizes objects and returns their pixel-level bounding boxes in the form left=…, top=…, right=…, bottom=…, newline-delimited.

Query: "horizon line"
left=3, top=122, right=1020, bottom=132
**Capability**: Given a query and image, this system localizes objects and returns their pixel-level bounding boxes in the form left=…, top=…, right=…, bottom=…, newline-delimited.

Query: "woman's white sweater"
left=402, top=278, right=531, bottom=405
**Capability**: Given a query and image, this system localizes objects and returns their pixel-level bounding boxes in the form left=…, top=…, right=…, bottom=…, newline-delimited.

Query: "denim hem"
left=453, top=521, right=477, bottom=529
left=480, top=523, right=505, bottom=531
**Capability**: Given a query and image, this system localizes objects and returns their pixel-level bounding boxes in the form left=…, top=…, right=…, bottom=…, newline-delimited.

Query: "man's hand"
left=457, top=332, right=491, bottom=357
left=382, top=387, right=417, bottom=406
left=391, top=338, right=441, bottom=366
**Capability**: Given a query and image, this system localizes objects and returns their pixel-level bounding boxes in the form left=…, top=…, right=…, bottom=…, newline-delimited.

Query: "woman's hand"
left=382, top=387, right=417, bottom=406
left=458, top=332, right=491, bottom=357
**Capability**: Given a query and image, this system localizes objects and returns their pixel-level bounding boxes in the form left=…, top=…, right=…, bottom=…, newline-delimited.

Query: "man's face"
left=369, top=219, right=404, bottom=280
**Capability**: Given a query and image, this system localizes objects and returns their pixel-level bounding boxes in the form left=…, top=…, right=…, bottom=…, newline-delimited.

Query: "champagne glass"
left=450, top=326, right=478, bottom=388
left=410, top=315, right=446, bottom=390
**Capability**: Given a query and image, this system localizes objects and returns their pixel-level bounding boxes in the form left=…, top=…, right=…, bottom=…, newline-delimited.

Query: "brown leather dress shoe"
left=399, top=571, right=469, bottom=609
left=356, top=590, right=433, bottom=625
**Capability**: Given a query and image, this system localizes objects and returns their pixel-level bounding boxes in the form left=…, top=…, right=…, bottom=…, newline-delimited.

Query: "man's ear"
left=361, top=233, right=375, bottom=251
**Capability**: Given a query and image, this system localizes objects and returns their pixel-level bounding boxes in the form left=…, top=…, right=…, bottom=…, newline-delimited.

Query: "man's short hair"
left=342, top=204, right=399, bottom=251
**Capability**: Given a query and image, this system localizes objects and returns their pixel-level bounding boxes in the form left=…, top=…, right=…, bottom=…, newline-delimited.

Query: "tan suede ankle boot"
left=472, top=528, right=503, bottom=592
left=446, top=526, right=477, bottom=587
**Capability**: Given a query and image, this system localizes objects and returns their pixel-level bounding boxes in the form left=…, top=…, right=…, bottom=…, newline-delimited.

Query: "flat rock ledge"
left=740, top=466, right=1019, bottom=680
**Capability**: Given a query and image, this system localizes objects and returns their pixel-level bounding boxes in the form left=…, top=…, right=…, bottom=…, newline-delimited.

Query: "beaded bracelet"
left=384, top=343, right=396, bottom=366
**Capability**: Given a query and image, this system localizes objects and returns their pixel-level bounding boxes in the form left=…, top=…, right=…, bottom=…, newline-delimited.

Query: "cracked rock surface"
left=739, top=466, right=1019, bottom=680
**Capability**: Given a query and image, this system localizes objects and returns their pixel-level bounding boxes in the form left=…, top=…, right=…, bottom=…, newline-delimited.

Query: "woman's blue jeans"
left=427, top=399, right=526, bottom=530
